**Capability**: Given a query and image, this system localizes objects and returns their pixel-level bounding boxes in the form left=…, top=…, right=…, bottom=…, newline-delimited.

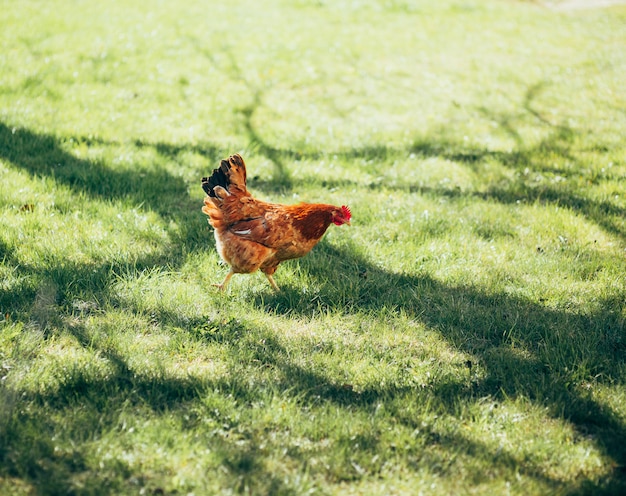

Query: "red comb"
left=341, top=205, right=351, bottom=220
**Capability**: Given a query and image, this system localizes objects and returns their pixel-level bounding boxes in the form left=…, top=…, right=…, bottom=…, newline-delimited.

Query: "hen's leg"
left=264, top=273, right=280, bottom=292
left=261, top=266, right=280, bottom=292
left=213, top=268, right=234, bottom=291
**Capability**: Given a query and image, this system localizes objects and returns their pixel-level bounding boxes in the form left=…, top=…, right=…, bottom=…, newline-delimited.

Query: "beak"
left=345, top=220, right=351, bottom=226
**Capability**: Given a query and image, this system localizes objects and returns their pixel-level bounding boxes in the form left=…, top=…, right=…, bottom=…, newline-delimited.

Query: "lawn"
left=1, top=0, right=625, bottom=494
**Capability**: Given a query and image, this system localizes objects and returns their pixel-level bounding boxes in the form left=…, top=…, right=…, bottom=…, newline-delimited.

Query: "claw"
left=265, top=273, right=280, bottom=292
left=214, top=269, right=234, bottom=291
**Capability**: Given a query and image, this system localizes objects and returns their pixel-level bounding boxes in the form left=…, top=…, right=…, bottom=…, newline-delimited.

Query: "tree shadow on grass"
left=1, top=81, right=625, bottom=492
left=0, top=123, right=186, bottom=212
left=404, top=87, right=625, bottom=243
left=37, top=284, right=626, bottom=491
left=0, top=121, right=220, bottom=316
left=0, top=314, right=303, bottom=494
left=237, top=80, right=625, bottom=243
left=407, top=133, right=626, bottom=243
left=0, top=308, right=574, bottom=494
left=1, top=253, right=623, bottom=488
left=254, top=242, right=626, bottom=493
left=0, top=122, right=229, bottom=244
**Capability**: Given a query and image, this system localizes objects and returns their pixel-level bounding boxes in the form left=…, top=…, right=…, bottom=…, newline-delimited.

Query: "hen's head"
left=332, top=205, right=352, bottom=226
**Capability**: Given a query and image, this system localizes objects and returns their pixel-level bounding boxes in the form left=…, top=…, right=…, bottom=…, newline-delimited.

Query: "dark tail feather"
left=202, top=155, right=248, bottom=197
left=201, top=159, right=231, bottom=198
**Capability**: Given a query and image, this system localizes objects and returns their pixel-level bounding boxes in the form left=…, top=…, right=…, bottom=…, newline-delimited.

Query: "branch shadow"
left=254, top=242, right=626, bottom=493
left=0, top=313, right=309, bottom=494
left=2, top=210, right=623, bottom=492
left=0, top=121, right=221, bottom=316
left=0, top=123, right=187, bottom=213
left=406, top=83, right=625, bottom=242
left=1, top=75, right=625, bottom=492
left=0, top=306, right=576, bottom=493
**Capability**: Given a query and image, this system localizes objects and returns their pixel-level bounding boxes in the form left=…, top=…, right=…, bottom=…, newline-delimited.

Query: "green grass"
left=1, top=0, right=625, bottom=494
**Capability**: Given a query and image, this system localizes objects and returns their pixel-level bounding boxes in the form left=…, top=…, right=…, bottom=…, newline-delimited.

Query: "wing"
left=226, top=207, right=292, bottom=249
left=226, top=204, right=332, bottom=261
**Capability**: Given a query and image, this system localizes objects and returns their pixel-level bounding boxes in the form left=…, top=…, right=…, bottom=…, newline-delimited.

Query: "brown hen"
left=201, top=154, right=351, bottom=291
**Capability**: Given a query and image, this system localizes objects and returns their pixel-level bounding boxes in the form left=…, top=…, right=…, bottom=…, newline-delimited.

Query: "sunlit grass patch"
left=1, top=0, right=625, bottom=494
